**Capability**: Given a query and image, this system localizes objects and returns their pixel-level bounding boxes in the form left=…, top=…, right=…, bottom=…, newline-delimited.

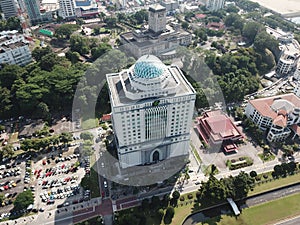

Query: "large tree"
left=242, top=21, right=264, bottom=43
left=13, top=190, right=34, bottom=211
left=32, top=46, right=52, bottom=62
left=70, top=34, right=90, bottom=55
left=54, top=24, right=79, bottom=40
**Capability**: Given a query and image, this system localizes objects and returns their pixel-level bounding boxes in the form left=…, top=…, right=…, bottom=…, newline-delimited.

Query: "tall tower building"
left=1, top=0, right=19, bottom=19
left=107, top=55, right=196, bottom=168
left=59, top=0, right=76, bottom=19
left=206, top=0, right=225, bottom=11
left=148, top=4, right=166, bottom=34
left=23, top=0, right=42, bottom=24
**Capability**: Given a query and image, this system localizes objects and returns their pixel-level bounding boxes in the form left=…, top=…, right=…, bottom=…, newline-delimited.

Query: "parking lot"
left=0, top=159, right=26, bottom=217
left=31, top=146, right=89, bottom=212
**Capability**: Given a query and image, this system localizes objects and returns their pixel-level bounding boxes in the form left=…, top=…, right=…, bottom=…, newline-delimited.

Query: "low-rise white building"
left=0, top=31, right=32, bottom=66
left=276, top=47, right=299, bottom=75
left=245, top=93, right=300, bottom=142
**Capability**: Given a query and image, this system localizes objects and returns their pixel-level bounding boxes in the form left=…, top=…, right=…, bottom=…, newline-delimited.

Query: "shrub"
left=164, top=206, right=175, bottom=224
left=179, top=196, right=185, bottom=201
left=250, top=171, right=257, bottom=178
left=196, top=191, right=201, bottom=200
left=157, top=208, right=164, bottom=220
left=188, top=194, right=193, bottom=199
left=263, top=174, right=268, bottom=179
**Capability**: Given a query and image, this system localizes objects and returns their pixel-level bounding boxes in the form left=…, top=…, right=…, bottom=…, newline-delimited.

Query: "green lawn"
left=81, top=118, right=98, bottom=129
left=190, top=143, right=202, bottom=164
left=198, top=192, right=300, bottom=225
left=250, top=172, right=300, bottom=196
left=258, top=153, right=275, bottom=162
left=9, top=132, right=19, bottom=143
left=203, top=164, right=219, bottom=176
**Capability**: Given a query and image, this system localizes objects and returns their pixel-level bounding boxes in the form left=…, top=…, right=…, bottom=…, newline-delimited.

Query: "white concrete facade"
left=206, top=0, right=225, bottom=11
left=107, top=55, right=196, bottom=168
left=0, top=30, right=32, bottom=66
left=59, top=0, right=76, bottom=19
left=245, top=94, right=300, bottom=142
left=1, top=0, right=19, bottom=19
left=148, top=4, right=167, bottom=34
left=276, top=50, right=299, bottom=75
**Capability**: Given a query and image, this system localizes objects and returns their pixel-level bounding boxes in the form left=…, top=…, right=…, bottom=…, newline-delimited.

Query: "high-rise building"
left=23, top=0, right=43, bottom=24
left=59, top=0, right=76, bottom=19
left=205, top=0, right=225, bottom=11
left=148, top=4, right=166, bottom=34
left=107, top=55, right=196, bottom=168
left=1, top=0, right=19, bottom=19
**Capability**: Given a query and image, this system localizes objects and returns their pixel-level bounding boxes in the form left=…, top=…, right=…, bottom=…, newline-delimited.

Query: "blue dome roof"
left=133, top=55, right=166, bottom=79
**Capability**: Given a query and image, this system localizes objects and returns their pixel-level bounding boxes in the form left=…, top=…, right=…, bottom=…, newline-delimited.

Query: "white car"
left=103, top=181, right=107, bottom=188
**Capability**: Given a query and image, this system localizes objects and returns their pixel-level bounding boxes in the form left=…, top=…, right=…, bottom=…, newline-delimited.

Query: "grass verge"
left=81, top=118, right=98, bottom=129
left=190, top=143, right=202, bottom=164
left=199, top=192, right=300, bottom=225
left=249, top=172, right=300, bottom=196
left=258, top=153, right=275, bottom=162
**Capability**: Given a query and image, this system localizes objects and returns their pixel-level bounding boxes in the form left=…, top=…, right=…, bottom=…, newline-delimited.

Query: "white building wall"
left=59, top=0, right=76, bottom=18
left=148, top=7, right=166, bottom=33
left=206, top=0, right=225, bottom=11
left=1, top=0, right=19, bottom=19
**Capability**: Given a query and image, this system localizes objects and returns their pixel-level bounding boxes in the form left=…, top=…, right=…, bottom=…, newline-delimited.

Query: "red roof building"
left=245, top=93, right=300, bottom=142
left=195, top=14, right=207, bottom=19
left=206, top=22, right=225, bottom=31
left=101, top=114, right=111, bottom=122
left=195, top=110, right=244, bottom=152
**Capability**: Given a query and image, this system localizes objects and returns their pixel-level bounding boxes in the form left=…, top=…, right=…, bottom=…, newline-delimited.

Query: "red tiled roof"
left=223, top=142, right=237, bottom=152
left=292, top=124, right=300, bottom=136
left=249, top=93, right=300, bottom=119
left=195, top=13, right=206, bottom=19
left=196, top=110, right=243, bottom=143
left=273, top=115, right=287, bottom=127
left=101, top=114, right=111, bottom=121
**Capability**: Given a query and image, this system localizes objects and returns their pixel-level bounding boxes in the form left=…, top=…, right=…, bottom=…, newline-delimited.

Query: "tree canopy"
left=54, top=24, right=80, bottom=40
left=13, top=190, right=34, bottom=212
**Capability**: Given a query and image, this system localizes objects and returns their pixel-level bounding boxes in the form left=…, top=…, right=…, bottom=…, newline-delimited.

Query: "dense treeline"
left=197, top=172, right=255, bottom=204
left=0, top=47, right=87, bottom=119
left=0, top=17, right=21, bottom=31
left=179, top=42, right=275, bottom=106
left=206, top=48, right=276, bottom=102
left=228, top=0, right=296, bottom=32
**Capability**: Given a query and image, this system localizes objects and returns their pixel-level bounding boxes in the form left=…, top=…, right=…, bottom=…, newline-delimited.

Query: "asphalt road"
left=275, top=214, right=300, bottom=225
